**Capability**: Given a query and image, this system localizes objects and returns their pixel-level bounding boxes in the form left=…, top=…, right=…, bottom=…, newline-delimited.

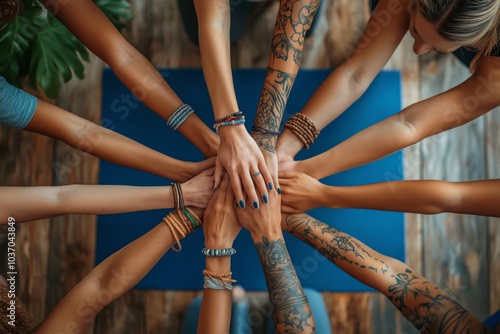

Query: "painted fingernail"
left=239, top=200, right=245, bottom=209
left=263, top=194, right=268, bottom=204
left=268, top=182, right=273, bottom=190
left=252, top=201, right=259, bottom=210
left=277, top=187, right=281, bottom=195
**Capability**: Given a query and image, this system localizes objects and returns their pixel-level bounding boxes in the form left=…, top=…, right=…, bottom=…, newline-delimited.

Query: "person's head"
left=408, top=0, right=500, bottom=69
left=0, top=275, right=33, bottom=334
left=0, top=0, right=21, bottom=23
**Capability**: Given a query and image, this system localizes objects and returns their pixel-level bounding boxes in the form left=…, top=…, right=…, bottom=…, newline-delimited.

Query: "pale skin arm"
left=198, top=175, right=241, bottom=334
left=31, top=208, right=203, bottom=333
left=39, top=0, right=219, bottom=157
left=282, top=213, right=495, bottom=333
left=0, top=168, right=214, bottom=223
left=237, top=183, right=316, bottom=333
left=286, top=56, right=500, bottom=179
left=24, top=100, right=215, bottom=182
left=193, top=0, right=273, bottom=208
left=276, top=0, right=409, bottom=161
left=279, top=172, right=500, bottom=217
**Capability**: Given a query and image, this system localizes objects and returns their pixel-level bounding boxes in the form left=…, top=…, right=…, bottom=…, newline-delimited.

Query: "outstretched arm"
left=32, top=208, right=203, bottom=333
left=237, top=186, right=316, bottom=332
left=194, top=0, right=273, bottom=209
left=24, top=100, right=214, bottom=182
left=281, top=213, right=494, bottom=334
left=276, top=0, right=408, bottom=162
left=0, top=168, right=214, bottom=223
left=283, top=56, right=500, bottom=179
left=39, top=0, right=219, bottom=157
left=252, top=0, right=320, bottom=193
left=279, top=172, right=500, bottom=217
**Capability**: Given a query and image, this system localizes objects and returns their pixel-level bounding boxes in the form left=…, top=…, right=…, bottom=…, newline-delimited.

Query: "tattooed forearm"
left=282, top=213, right=494, bottom=334
left=254, top=68, right=296, bottom=132
left=283, top=214, right=389, bottom=273
left=253, top=0, right=320, bottom=152
left=254, top=236, right=316, bottom=333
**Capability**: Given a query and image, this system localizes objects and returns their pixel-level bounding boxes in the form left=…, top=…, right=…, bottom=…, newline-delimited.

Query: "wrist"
left=218, top=123, right=247, bottom=140
left=249, top=223, right=283, bottom=242
left=204, top=236, right=235, bottom=249
left=205, top=256, right=231, bottom=272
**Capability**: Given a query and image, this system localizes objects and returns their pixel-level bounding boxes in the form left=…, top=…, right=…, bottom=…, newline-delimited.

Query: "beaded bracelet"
left=284, top=113, right=320, bottom=149
left=214, top=118, right=246, bottom=134
left=202, top=248, right=236, bottom=257
left=214, top=111, right=243, bottom=123
left=167, top=104, right=194, bottom=131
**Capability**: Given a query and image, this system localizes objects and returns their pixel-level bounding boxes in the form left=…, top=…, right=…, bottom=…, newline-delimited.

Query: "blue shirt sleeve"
left=0, top=77, right=38, bottom=129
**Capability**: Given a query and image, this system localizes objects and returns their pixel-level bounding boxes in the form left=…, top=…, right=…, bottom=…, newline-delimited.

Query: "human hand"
left=216, top=125, right=273, bottom=210
left=278, top=172, right=326, bottom=213
left=180, top=167, right=215, bottom=209
left=203, top=173, right=241, bottom=248
left=236, top=181, right=281, bottom=239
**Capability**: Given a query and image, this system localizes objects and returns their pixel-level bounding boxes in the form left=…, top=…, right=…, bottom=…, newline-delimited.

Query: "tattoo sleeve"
left=254, top=236, right=316, bottom=333
left=282, top=214, right=494, bottom=334
left=253, top=0, right=320, bottom=153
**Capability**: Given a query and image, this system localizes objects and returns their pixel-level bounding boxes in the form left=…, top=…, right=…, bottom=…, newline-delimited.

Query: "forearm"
left=0, top=185, right=173, bottom=223
left=198, top=256, right=233, bottom=334
left=195, top=0, right=238, bottom=118
left=281, top=213, right=492, bottom=333
left=326, top=179, right=500, bottom=217
left=251, top=230, right=315, bottom=333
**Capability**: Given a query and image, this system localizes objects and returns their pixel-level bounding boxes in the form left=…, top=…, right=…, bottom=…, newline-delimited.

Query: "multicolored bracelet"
left=213, top=111, right=245, bottom=133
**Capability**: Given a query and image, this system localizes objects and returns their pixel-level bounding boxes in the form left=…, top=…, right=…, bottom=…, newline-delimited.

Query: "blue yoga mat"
left=97, top=68, right=404, bottom=292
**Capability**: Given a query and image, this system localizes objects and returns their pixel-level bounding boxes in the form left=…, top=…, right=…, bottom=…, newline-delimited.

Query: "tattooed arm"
left=278, top=172, right=500, bottom=217
left=252, top=0, right=321, bottom=192
left=237, top=184, right=316, bottom=333
left=281, top=213, right=495, bottom=333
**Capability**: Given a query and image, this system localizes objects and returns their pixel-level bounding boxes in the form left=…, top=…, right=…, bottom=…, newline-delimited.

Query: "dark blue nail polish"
left=239, top=200, right=245, bottom=209
left=277, top=187, right=281, bottom=195
left=252, top=201, right=259, bottom=210
left=268, top=182, right=273, bottom=190
left=263, top=194, right=268, bottom=204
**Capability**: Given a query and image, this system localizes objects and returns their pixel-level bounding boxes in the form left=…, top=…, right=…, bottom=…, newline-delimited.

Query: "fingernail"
left=239, top=200, right=245, bottom=209
left=252, top=201, right=259, bottom=210
left=268, top=182, right=273, bottom=190
left=263, top=194, right=268, bottom=204
left=277, top=187, right=281, bottom=195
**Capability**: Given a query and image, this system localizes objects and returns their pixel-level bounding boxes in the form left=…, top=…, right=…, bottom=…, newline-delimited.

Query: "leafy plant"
left=0, top=0, right=132, bottom=99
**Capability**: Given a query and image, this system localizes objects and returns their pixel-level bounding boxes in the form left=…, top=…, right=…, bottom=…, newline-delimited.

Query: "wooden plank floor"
left=0, top=0, right=498, bottom=333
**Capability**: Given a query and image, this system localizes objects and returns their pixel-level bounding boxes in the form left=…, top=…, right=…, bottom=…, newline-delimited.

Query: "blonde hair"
left=410, top=0, right=500, bottom=70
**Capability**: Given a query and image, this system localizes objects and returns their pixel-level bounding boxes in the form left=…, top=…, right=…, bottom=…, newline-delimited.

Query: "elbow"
left=390, top=110, right=421, bottom=148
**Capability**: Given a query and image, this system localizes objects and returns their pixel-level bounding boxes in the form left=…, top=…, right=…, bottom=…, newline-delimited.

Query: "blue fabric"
left=97, top=68, right=405, bottom=292
left=0, top=77, right=37, bottom=129
left=484, top=309, right=500, bottom=329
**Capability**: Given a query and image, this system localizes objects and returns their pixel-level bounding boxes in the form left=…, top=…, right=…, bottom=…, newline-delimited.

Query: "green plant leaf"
left=29, top=19, right=90, bottom=98
left=0, top=5, right=45, bottom=87
left=93, top=0, right=132, bottom=31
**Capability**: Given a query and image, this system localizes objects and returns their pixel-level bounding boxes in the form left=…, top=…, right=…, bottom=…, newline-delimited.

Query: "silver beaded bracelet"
left=202, top=247, right=236, bottom=257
